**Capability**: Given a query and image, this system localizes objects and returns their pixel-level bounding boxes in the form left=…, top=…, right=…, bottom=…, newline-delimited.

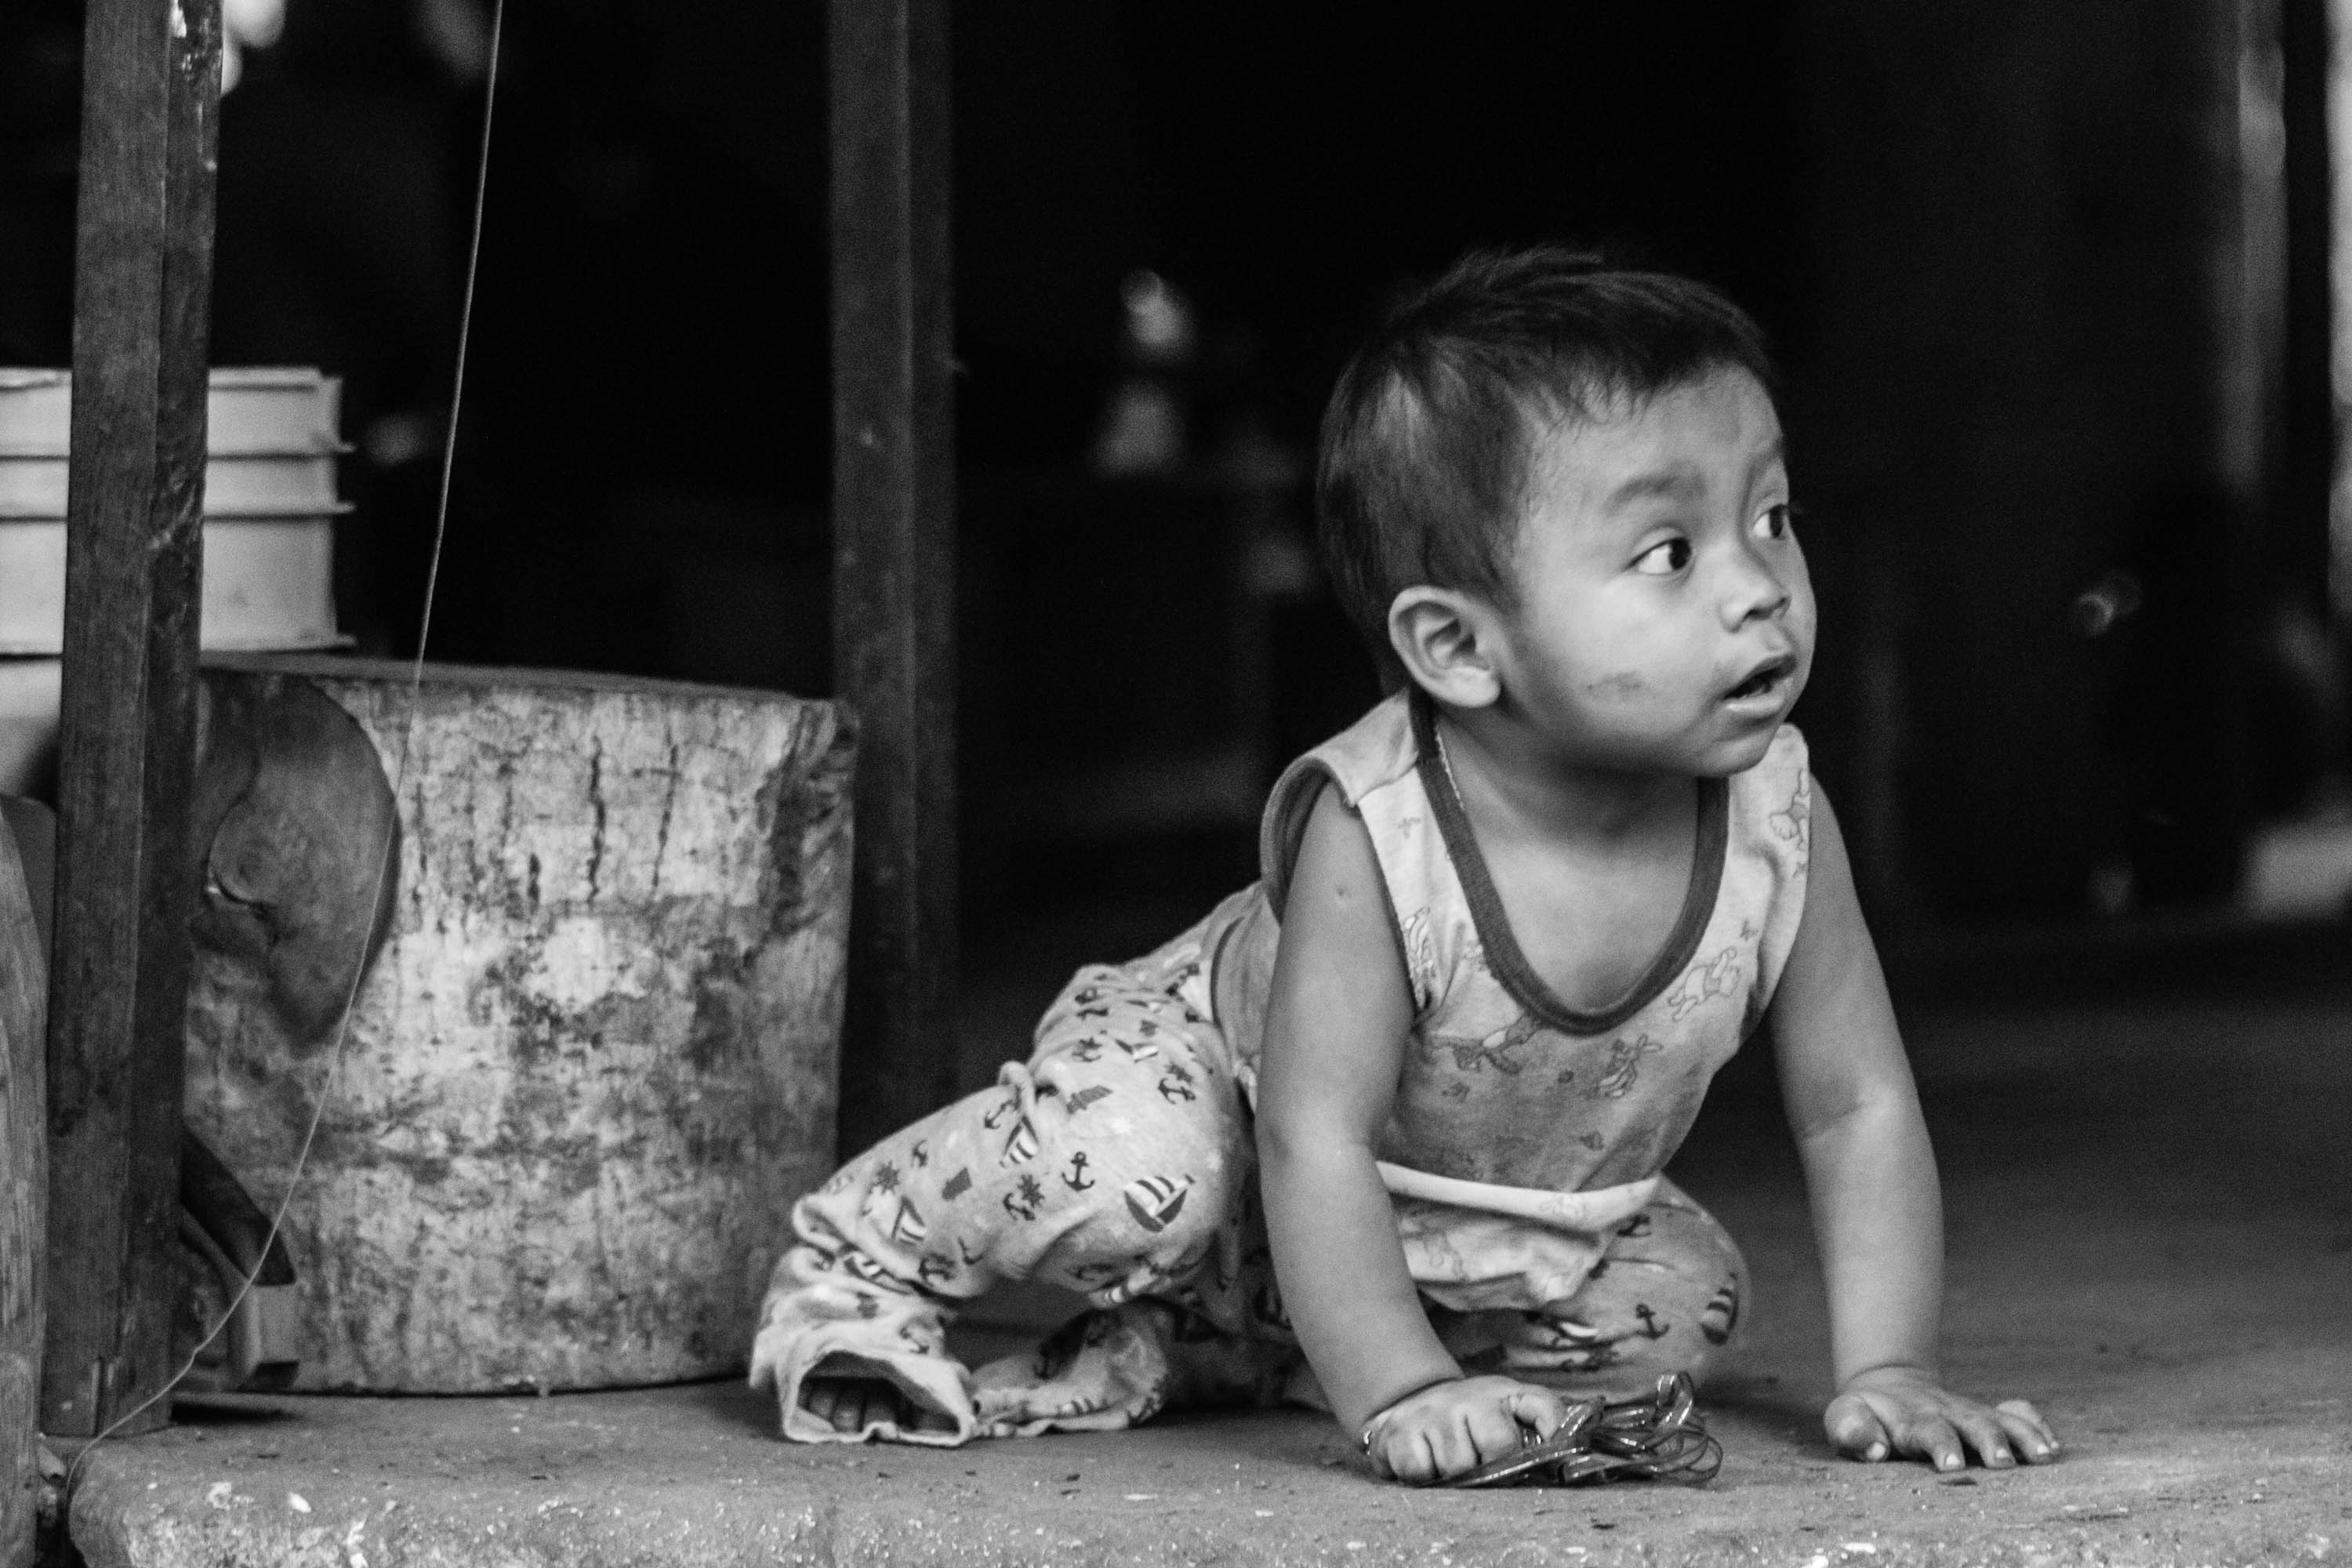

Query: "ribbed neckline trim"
left=1409, top=689, right=1728, bottom=1036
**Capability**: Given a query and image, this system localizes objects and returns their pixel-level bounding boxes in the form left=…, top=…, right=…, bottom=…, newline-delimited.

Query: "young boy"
left=751, top=247, right=2059, bottom=1483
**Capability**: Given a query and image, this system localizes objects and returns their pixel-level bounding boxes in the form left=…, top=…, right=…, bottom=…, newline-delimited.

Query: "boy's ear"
left=1387, top=586, right=1503, bottom=709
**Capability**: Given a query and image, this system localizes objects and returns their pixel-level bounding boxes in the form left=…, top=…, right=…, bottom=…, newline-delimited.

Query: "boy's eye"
left=1753, top=503, right=1796, bottom=542
left=1633, top=538, right=1692, bottom=576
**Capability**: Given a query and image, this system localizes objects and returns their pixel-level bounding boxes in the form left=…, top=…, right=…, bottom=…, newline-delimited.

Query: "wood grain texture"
left=44, top=0, right=220, bottom=1440
left=0, top=812, right=47, bottom=1568
left=829, top=0, right=959, bottom=1156
left=183, top=659, right=854, bottom=1391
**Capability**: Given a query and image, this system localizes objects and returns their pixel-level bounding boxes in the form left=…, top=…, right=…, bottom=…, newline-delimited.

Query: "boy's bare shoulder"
left=1287, top=779, right=1389, bottom=916
left=1276, top=781, right=1411, bottom=978
left=1257, top=778, right=1417, bottom=1109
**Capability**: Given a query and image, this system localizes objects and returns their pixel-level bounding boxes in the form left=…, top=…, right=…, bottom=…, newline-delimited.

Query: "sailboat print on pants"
left=1123, top=1174, right=1194, bottom=1235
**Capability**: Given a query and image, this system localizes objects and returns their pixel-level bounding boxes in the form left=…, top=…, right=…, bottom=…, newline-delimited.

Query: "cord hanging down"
left=64, top=0, right=509, bottom=1488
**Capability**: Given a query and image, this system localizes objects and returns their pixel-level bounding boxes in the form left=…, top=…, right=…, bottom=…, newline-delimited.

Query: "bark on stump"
left=183, top=657, right=853, bottom=1392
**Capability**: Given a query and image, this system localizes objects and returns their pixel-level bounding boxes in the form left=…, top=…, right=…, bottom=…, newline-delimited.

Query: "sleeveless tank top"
left=1200, top=689, right=1812, bottom=1196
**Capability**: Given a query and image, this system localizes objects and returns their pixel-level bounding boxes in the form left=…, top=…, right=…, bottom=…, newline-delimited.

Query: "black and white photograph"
left=0, top=2, right=2346, bottom=1563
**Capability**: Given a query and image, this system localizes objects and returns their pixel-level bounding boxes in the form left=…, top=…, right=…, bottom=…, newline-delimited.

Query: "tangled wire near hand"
left=1441, top=1372, right=1723, bottom=1488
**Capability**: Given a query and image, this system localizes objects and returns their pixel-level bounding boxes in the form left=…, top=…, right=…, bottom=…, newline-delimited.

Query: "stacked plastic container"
left=0, top=367, right=348, bottom=793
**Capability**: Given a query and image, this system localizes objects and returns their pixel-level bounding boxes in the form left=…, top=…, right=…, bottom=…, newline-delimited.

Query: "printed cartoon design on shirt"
left=1399, top=906, right=1439, bottom=1010
left=1665, top=946, right=1743, bottom=1021
left=1583, top=1033, right=1664, bottom=1100
left=1769, top=771, right=1811, bottom=852
left=887, top=1196, right=927, bottom=1249
left=1397, top=1207, right=1473, bottom=1283
left=1421, top=1011, right=1539, bottom=1075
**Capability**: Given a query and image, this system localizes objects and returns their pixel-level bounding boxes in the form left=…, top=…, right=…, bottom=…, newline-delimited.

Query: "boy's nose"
left=1719, top=557, right=1792, bottom=629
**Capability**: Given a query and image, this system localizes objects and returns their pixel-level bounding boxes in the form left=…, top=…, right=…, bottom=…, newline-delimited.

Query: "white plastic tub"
left=0, top=517, right=343, bottom=655
left=0, top=452, right=346, bottom=516
left=0, top=657, right=60, bottom=797
left=0, top=367, right=343, bottom=456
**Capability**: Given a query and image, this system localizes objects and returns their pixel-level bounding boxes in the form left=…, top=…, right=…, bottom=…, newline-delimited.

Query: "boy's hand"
left=1826, top=1366, right=2060, bottom=1471
left=1362, top=1376, right=1573, bottom=1484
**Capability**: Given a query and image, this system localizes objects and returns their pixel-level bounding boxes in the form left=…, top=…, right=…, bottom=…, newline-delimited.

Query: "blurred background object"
left=0, top=368, right=353, bottom=797
left=6, top=0, right=2351, bottom=952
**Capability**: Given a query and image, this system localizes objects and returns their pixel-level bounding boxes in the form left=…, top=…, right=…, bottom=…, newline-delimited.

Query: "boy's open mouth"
left=1724, top=655, right=1795, bottom=702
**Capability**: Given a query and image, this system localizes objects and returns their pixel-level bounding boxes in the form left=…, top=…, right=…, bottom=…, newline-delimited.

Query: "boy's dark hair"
left=1315, top=246, right=1777, bottom=677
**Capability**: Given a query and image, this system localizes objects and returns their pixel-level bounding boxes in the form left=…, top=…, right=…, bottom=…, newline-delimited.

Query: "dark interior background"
left=1, top=0, right=2341, bottom=939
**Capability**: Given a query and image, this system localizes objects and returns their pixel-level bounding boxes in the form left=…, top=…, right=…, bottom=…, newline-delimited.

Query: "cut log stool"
left=183, top=657, right=854, bottom=1391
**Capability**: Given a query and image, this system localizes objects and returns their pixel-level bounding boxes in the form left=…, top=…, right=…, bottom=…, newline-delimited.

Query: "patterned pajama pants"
left=750, top=922, right=1749, bottom=1446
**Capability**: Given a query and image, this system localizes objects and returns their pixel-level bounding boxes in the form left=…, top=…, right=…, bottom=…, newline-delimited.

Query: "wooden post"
left=1, top=814, right=48, bottom=1568
left=42, top=0, right=220, bottom=1439
left=829, top=0, right=958, bottom=1156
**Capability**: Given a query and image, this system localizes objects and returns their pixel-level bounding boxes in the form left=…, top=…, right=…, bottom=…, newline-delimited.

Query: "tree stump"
left=182, top=657, right=854, bottom=1392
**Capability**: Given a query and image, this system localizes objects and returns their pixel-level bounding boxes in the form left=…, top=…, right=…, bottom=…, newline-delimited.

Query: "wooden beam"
left=829, top=0, right=959, bottom=1155
left=0, top=811, right=48, bottom=1568
left=42, top=0, right=220, bottom=1439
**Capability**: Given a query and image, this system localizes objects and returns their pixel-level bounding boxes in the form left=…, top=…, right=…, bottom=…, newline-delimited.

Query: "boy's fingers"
left=1377, top=1426, right=1432, bottom=1484
left=1456, top=1410, right=1502, bottom=1474
left=1996, top=1405, right=2060, bottom=1463
left=1824, top=1392, right=1890, bottom=1460
left=1951, top=1409, right=2014, bottom=1468
left=1508, top=1387, right=1573, bottom=1439
left=1900, top=1414, right=1965, bottom=1472
left=1374, top=1425, right=1415, bottom=1482
left=1431, top=1414, right=1483, bottom=1479
left=1464, top=1403, right=1527, bottom=1465
left=1995, top=1399, right=2060, bottom=1455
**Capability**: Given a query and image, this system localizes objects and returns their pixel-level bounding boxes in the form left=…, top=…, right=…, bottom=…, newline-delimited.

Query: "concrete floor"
left=63, top=913, right=2352, bottom=1566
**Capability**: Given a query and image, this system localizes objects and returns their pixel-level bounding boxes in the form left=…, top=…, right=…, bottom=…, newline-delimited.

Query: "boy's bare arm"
left=1256, top=784, right=1571, bottom=1480
left=1767, top=786, right=2059, bottom=1470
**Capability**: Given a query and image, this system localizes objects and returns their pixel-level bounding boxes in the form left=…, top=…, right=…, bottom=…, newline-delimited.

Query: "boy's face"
left=1488, top=366, right=1813, bottom=779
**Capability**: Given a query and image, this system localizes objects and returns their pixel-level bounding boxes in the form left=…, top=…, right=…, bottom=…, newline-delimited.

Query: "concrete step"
left=66, top=1374, right=2344, bottom=1567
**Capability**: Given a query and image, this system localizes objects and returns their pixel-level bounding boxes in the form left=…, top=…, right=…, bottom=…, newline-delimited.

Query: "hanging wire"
left=64, top=0, right=509, bottom=1491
